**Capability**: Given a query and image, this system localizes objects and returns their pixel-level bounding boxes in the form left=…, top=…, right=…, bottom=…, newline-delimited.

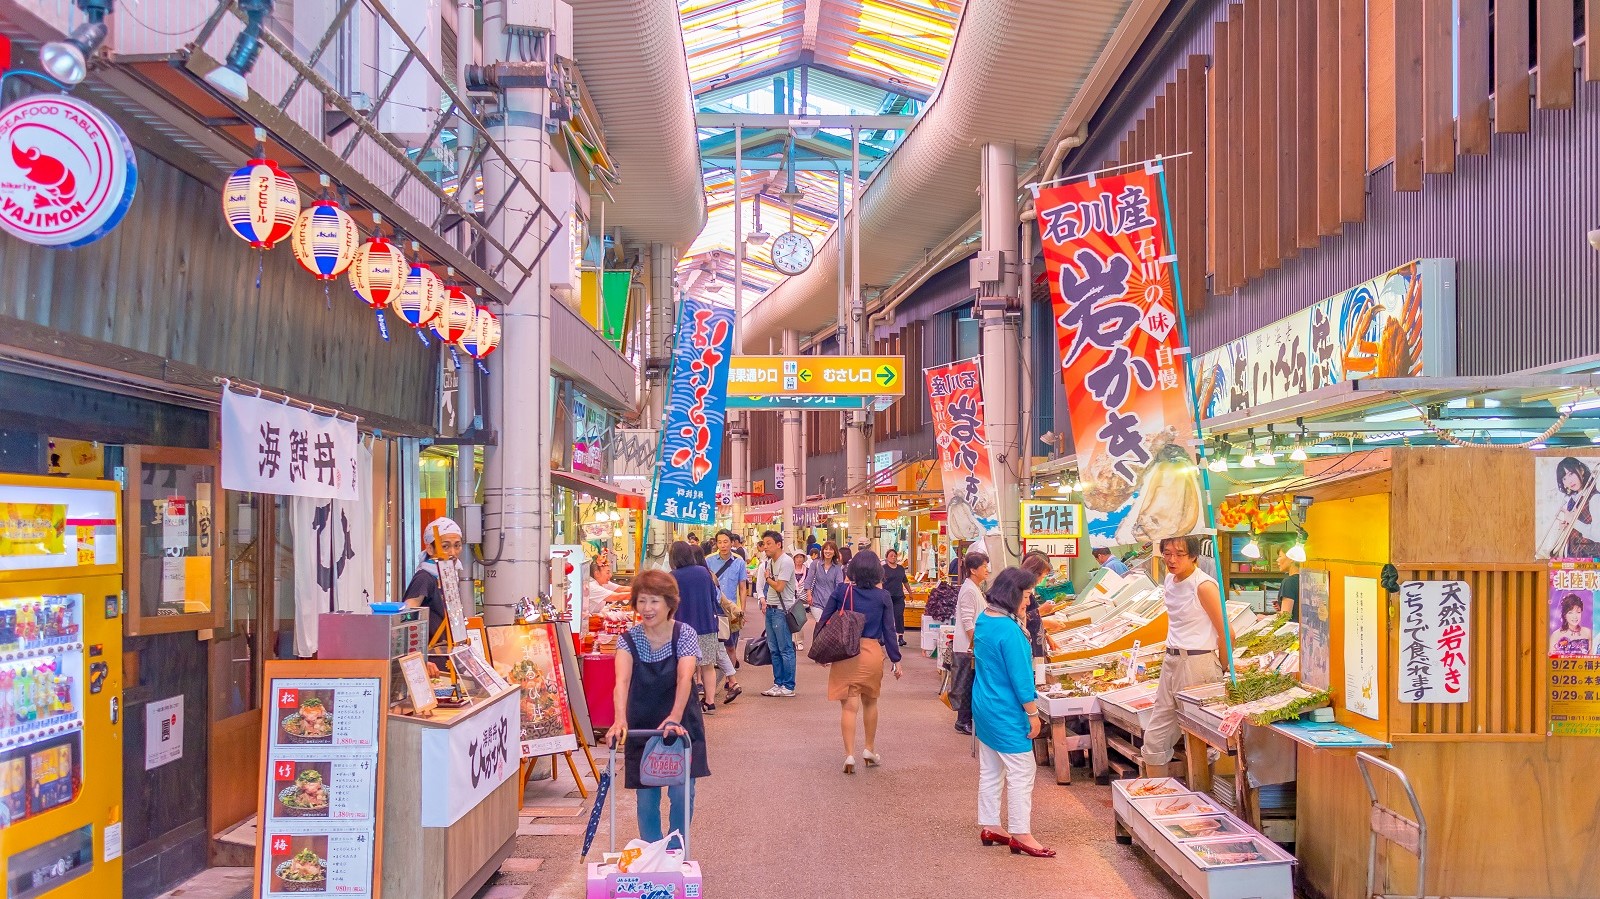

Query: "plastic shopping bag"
left=617, top=831, right=682, bottom=874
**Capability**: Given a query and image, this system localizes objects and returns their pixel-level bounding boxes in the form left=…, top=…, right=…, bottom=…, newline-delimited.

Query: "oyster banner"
left=925, top=357, right=1001, bottom=540
left=1035, top=164, right=1203, bottom=544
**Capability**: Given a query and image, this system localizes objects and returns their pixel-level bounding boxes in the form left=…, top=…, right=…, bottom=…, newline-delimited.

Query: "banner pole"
left=1154, top=159, right=1233, bottom=681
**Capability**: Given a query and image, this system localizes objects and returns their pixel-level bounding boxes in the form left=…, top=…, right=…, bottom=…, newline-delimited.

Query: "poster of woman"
left=1549, top=592, right=1596, bottom=657
left=1533, top=457, right=1600, bottom=559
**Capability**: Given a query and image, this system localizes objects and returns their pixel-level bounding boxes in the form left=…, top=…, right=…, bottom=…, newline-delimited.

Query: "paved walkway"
left=493, top=628, right=1185, bottom=899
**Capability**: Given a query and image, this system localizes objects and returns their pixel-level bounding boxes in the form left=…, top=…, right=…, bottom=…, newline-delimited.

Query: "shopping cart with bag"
left=583, top=729, right=703, bottom=899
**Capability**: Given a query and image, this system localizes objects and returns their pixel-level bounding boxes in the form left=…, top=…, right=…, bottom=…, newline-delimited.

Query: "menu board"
left=256, top=663, right=387, bottom=899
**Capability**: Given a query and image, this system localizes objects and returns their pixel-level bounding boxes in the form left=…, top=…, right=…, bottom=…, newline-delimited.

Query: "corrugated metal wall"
left=0, top=148, right=439, bottom=429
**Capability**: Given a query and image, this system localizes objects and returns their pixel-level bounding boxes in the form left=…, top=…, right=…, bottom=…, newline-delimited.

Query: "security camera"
left=1588, top=229, right=1600, bottom=251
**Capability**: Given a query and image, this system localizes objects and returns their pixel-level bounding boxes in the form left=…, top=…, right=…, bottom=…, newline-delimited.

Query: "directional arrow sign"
left=726, top=395, right=875, bottom=410
left=726, top=355, right=906, bottom=398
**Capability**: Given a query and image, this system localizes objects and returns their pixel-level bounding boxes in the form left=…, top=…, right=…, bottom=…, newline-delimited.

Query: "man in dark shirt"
left=1276, top=548, right=1302, bottom=619
left=405, top=517, right=464, bottom=652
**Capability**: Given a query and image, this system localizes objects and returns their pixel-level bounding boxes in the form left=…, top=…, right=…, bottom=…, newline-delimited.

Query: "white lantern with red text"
left=222, top=158, right=300, bottom=249
left=459, top=305, right=500, bottom=361
left=290, top=199, right=359, bottom=279
left=432, top=283, right=473, bottom=344
left=349, top=235, right=406, bottom=340
left=393, top=260, right=445, bottom=343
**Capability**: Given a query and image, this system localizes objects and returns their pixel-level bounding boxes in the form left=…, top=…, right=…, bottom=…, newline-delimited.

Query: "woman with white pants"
left=971, top=567, right=1054, bottom=858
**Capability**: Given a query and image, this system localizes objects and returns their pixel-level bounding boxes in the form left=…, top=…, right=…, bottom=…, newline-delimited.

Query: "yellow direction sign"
left=726, top=355, right=905, bottom=397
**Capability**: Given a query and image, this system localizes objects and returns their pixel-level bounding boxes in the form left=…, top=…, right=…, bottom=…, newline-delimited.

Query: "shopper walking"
left=669, top=541, right=723, bottom=715
left=756, top=530, right=800, bottom=696
left=882, top=548, right=909, bottom=648
left=816, top=550, right=904, bottom=773
left=1141, top=535, right=1226, bottom=778
left=709, top=530, right=747, bottom=704
left=603, top=570, right=710, bottom=846
left=972, top=567, right=1053, bottom=857
left=803, top=541, right=845, bottom=633
left=950, top=551, right=990, bottom=735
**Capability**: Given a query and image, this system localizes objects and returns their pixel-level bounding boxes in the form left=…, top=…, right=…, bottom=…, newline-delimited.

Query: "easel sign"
left=397, top=652, right=437, bottom=716
left=485, top=623, right=580, bottom=758
left=253, top=660, right=388, bottom=899
left=452, top=645, right=510, bottom=694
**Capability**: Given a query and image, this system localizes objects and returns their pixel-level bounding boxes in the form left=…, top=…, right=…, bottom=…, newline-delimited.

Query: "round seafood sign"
left=0, top=94, right=137, bottom=248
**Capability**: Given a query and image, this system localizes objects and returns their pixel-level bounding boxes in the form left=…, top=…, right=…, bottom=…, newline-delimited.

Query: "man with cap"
left=405, top=517, right=465, bottom=654
left=1092, top=546, right=1129, bottom=576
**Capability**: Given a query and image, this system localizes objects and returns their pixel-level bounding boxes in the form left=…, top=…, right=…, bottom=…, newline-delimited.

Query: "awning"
left=1222, top=450, right=1393, bottom=499
left=551, top=468, right=647, bottom=509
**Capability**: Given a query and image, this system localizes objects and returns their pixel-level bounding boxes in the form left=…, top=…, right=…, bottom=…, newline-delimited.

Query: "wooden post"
left=1089, top=712, right=1110, bottom=783
left=1050, top=717, right=1074, bottom=785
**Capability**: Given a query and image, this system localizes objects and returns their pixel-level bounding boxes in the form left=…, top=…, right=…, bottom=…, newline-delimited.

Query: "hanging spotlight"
left=1239, top=452, right=1257, bottom=469
left=1290, top=445, right=1308, bottom=462
left=206, top=0, right=275, bottom=101
left=1286, top=541, right=1308, bottom=563
left=39, top=0, right=112, bottom=86
left=1258, top=447, right=1278, bottom=466
left=1207, top=457, right=1229, bottom=473
left=1240, top=538, right=1262, bottom=559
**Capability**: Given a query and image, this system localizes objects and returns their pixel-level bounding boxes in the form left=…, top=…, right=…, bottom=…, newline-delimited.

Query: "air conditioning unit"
left=378, top=0, right=442, bottom=142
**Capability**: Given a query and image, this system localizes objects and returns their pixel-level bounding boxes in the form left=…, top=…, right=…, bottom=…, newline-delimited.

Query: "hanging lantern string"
left=1400, top=388, right=1590, bottom=448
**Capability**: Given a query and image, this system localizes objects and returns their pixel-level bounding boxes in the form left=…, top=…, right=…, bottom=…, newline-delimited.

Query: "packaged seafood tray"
left=1099, top=681, right=1160, bottom=731
left=1158, top=814, right=1251, bottom=842
left=1130, top=792, right=1222, bottom=819
left=1178, top=834, right=1295, bottom=869
left=1036, top=690, right=1099, bottom=716
left=1110, top=776, right=1187, bottom=820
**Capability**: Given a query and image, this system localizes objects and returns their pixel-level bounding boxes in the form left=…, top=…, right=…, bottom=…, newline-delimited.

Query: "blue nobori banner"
left=651, top=297, right=735, bottom=525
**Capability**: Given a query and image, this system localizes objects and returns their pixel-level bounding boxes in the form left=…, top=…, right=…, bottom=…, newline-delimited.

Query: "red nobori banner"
left=1035, top=166, right=1204, bottom=543
left=925, top=358, right=1001, bottom=542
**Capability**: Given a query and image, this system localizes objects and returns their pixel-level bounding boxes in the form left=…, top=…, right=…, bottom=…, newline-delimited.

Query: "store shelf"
left=0, top=712, right=83, bottom=751
left=0, top=641, right=84, bottom=665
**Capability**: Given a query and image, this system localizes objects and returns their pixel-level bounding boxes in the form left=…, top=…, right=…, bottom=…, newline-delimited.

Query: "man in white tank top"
left=1141, top=535, right=1227, bottom=777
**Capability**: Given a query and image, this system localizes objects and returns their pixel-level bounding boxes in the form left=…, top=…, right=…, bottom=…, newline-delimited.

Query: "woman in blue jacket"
left=971, top=567, right=1054, bottom=858
left=670, top=540, right=724, bottom=715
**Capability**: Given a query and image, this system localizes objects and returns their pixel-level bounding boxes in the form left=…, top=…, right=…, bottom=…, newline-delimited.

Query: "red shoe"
left=980, top=829, right=1010, bottom=847
left=1009, top=838, right=1057, bottom=858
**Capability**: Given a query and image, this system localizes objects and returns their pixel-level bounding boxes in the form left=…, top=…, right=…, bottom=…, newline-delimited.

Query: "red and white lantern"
left=223, top=158, right=300, bottom=249
left=460, top=305, right=501, bottom=361
left=432, top=283, right=473, bottom=345
left=393, top=260, right=445, bottom=338
left=290, top=199, right=359, bottom=279
left=349, top=235, right=406, bottom=340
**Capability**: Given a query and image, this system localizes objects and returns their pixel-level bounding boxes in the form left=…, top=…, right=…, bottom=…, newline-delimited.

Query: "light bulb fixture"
left=1286, top=542, right=1307, bottom=563
left=1239, top=452, right=1257, bottom=469
left=206, top=0, right=275, bottom=101
left=1258, top=448, right=1278, bottom=466
left=1207, top=457, right=1229, bottom=473
left=1240, top=538, right=1262, bottom=559
left=40, top=17, right=109, bottom=86
left=1290, top=445, right=1308, bottom=462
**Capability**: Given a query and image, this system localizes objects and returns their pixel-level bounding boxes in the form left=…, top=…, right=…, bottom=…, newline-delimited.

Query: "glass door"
left=122, top=446, right=225, bottom=636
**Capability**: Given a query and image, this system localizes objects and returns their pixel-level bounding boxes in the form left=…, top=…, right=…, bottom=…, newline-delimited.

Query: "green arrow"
left=877, top=365, right=897, bottom=386
left=799, top=369, right=813, bottom=382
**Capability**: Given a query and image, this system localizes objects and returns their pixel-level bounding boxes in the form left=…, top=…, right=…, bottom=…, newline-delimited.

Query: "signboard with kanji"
left=726, top=355, right=905, bottom=397
left=1397, top=580, right=1471, bottom=704
left=925, top=358, right=999, bottom=541
left=1019, top=501, right=1083, bottom=539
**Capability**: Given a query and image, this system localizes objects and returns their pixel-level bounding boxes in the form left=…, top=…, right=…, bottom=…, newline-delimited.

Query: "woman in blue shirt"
left=670, top=541, right=723, bottom=715
left=816, top=550, right=903, bottom=774
left=972, top=567, right=1054, bottom=858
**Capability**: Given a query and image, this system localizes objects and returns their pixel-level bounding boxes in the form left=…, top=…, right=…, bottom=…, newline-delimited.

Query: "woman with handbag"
left=669, top=541, right=724, bottom=716
left=603, top=569, right=710, bottom=846
left=813, top=550, right=903, bottom=774
left=972, top=567, right=1054, bottom=858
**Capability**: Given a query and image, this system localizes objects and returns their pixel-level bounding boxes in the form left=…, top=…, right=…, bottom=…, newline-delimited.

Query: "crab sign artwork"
left=925, top=358, right=1000, bottom=540
left=1035, top=166, right=1203, bottom=545
left=651, top=296, right=735, bottom=525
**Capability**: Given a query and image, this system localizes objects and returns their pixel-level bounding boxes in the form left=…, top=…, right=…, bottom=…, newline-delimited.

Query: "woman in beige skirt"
left=816, top=550, right=904, bottom=773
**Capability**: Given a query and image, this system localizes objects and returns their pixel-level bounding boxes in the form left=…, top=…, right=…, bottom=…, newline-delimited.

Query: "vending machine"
left=0, top=475, right=123, bottom=898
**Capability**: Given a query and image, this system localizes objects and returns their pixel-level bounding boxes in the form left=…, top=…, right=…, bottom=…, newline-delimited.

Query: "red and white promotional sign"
left=0, top=94, right=137, bottom=247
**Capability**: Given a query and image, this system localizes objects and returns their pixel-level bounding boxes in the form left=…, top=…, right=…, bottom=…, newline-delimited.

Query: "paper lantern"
left=349, top=236, right=406, bottom=309
left=223, top=158, right=300, bottom=249
left=290, top=200, right=359, bottom=279
left=393, top=262, right=445, bottom=332
left=459, top=305, right=500, bottom=359
left=432, top=284, right=473, bottom=344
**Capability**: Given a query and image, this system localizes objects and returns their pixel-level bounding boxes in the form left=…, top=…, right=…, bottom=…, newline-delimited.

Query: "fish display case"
left=0, top=476, right=123, bottom=899
left=1112, top=778, right=1294, bottom=899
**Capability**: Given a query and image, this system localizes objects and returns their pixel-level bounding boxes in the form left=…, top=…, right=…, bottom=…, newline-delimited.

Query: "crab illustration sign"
left=651, top=296, right=736, bottom=525
left=1035, top=164, right=1203, bottom=545
left=1194, top=259, right=1457, bottom=419
left=0, top=94, right=138, bottom=247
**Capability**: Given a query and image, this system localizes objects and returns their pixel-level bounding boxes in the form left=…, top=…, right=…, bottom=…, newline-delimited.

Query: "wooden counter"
left=381, top=686, right=521, bottom=899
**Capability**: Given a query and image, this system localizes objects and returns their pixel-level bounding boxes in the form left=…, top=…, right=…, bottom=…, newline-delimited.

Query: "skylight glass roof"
left=675, top=0, right=963, bottom=312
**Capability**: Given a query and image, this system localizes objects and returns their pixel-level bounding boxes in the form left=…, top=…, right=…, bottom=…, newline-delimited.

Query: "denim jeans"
left=635, top=778, right=694, bottom=847
left=764, top=605, right=797, bottom=690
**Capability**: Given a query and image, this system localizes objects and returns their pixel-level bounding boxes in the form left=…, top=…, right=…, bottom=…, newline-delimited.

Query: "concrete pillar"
left=781, top=329, right=801, bottom=542
left=979, top=142, right=1020, bottom=568
left=729, top=127, right=749, bottom=534
left=481, top=0, right=553, bottom=624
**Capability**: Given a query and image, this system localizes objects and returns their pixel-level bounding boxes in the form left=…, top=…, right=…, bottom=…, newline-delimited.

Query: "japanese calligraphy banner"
left=221, top=389, right=359, bottom=500
left=1547, top=561, right=1600, bottom=736
left=651, top=296, right=735, bottom=525
left=1035, top=166, right=1203, bottom=545
left=1397, top=580, right=1471, bottom=704
left=925, top=358, right=1000, bottom=541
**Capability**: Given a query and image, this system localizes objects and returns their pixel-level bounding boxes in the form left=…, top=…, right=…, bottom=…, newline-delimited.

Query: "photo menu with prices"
left=259, top=677, right=383, bottom=898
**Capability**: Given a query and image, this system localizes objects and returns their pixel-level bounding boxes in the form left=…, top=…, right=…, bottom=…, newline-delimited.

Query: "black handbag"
left=808, top=586, right=865, bottom=664
left=743, top=633, right=773, bottom=666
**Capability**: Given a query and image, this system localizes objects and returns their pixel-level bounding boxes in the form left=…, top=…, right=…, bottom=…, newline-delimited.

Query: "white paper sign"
left=1344, top=576, right=1381, bottom=720
left=420, top=688, right=518, bottom=826
left=145, top=695, right=184, bottom=770
left=103, top=822, right=122, bottom=862
left=1398, top=580, right=1471, bottom=703
left=222, top=389, right=360, bottom=501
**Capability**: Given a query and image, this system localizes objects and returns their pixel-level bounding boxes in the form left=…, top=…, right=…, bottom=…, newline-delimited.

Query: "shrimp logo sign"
left=0, top=94, right=137, bottom=247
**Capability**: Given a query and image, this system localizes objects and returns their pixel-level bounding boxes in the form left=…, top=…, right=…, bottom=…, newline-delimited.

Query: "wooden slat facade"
left=1536, top=0, right=1576, bottom=108
left=1422, top=0, right=1456, bottom=173
left=1393, top=0, right=1425, bottom=190
left=1495, top=0, right=1532, bottom=132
